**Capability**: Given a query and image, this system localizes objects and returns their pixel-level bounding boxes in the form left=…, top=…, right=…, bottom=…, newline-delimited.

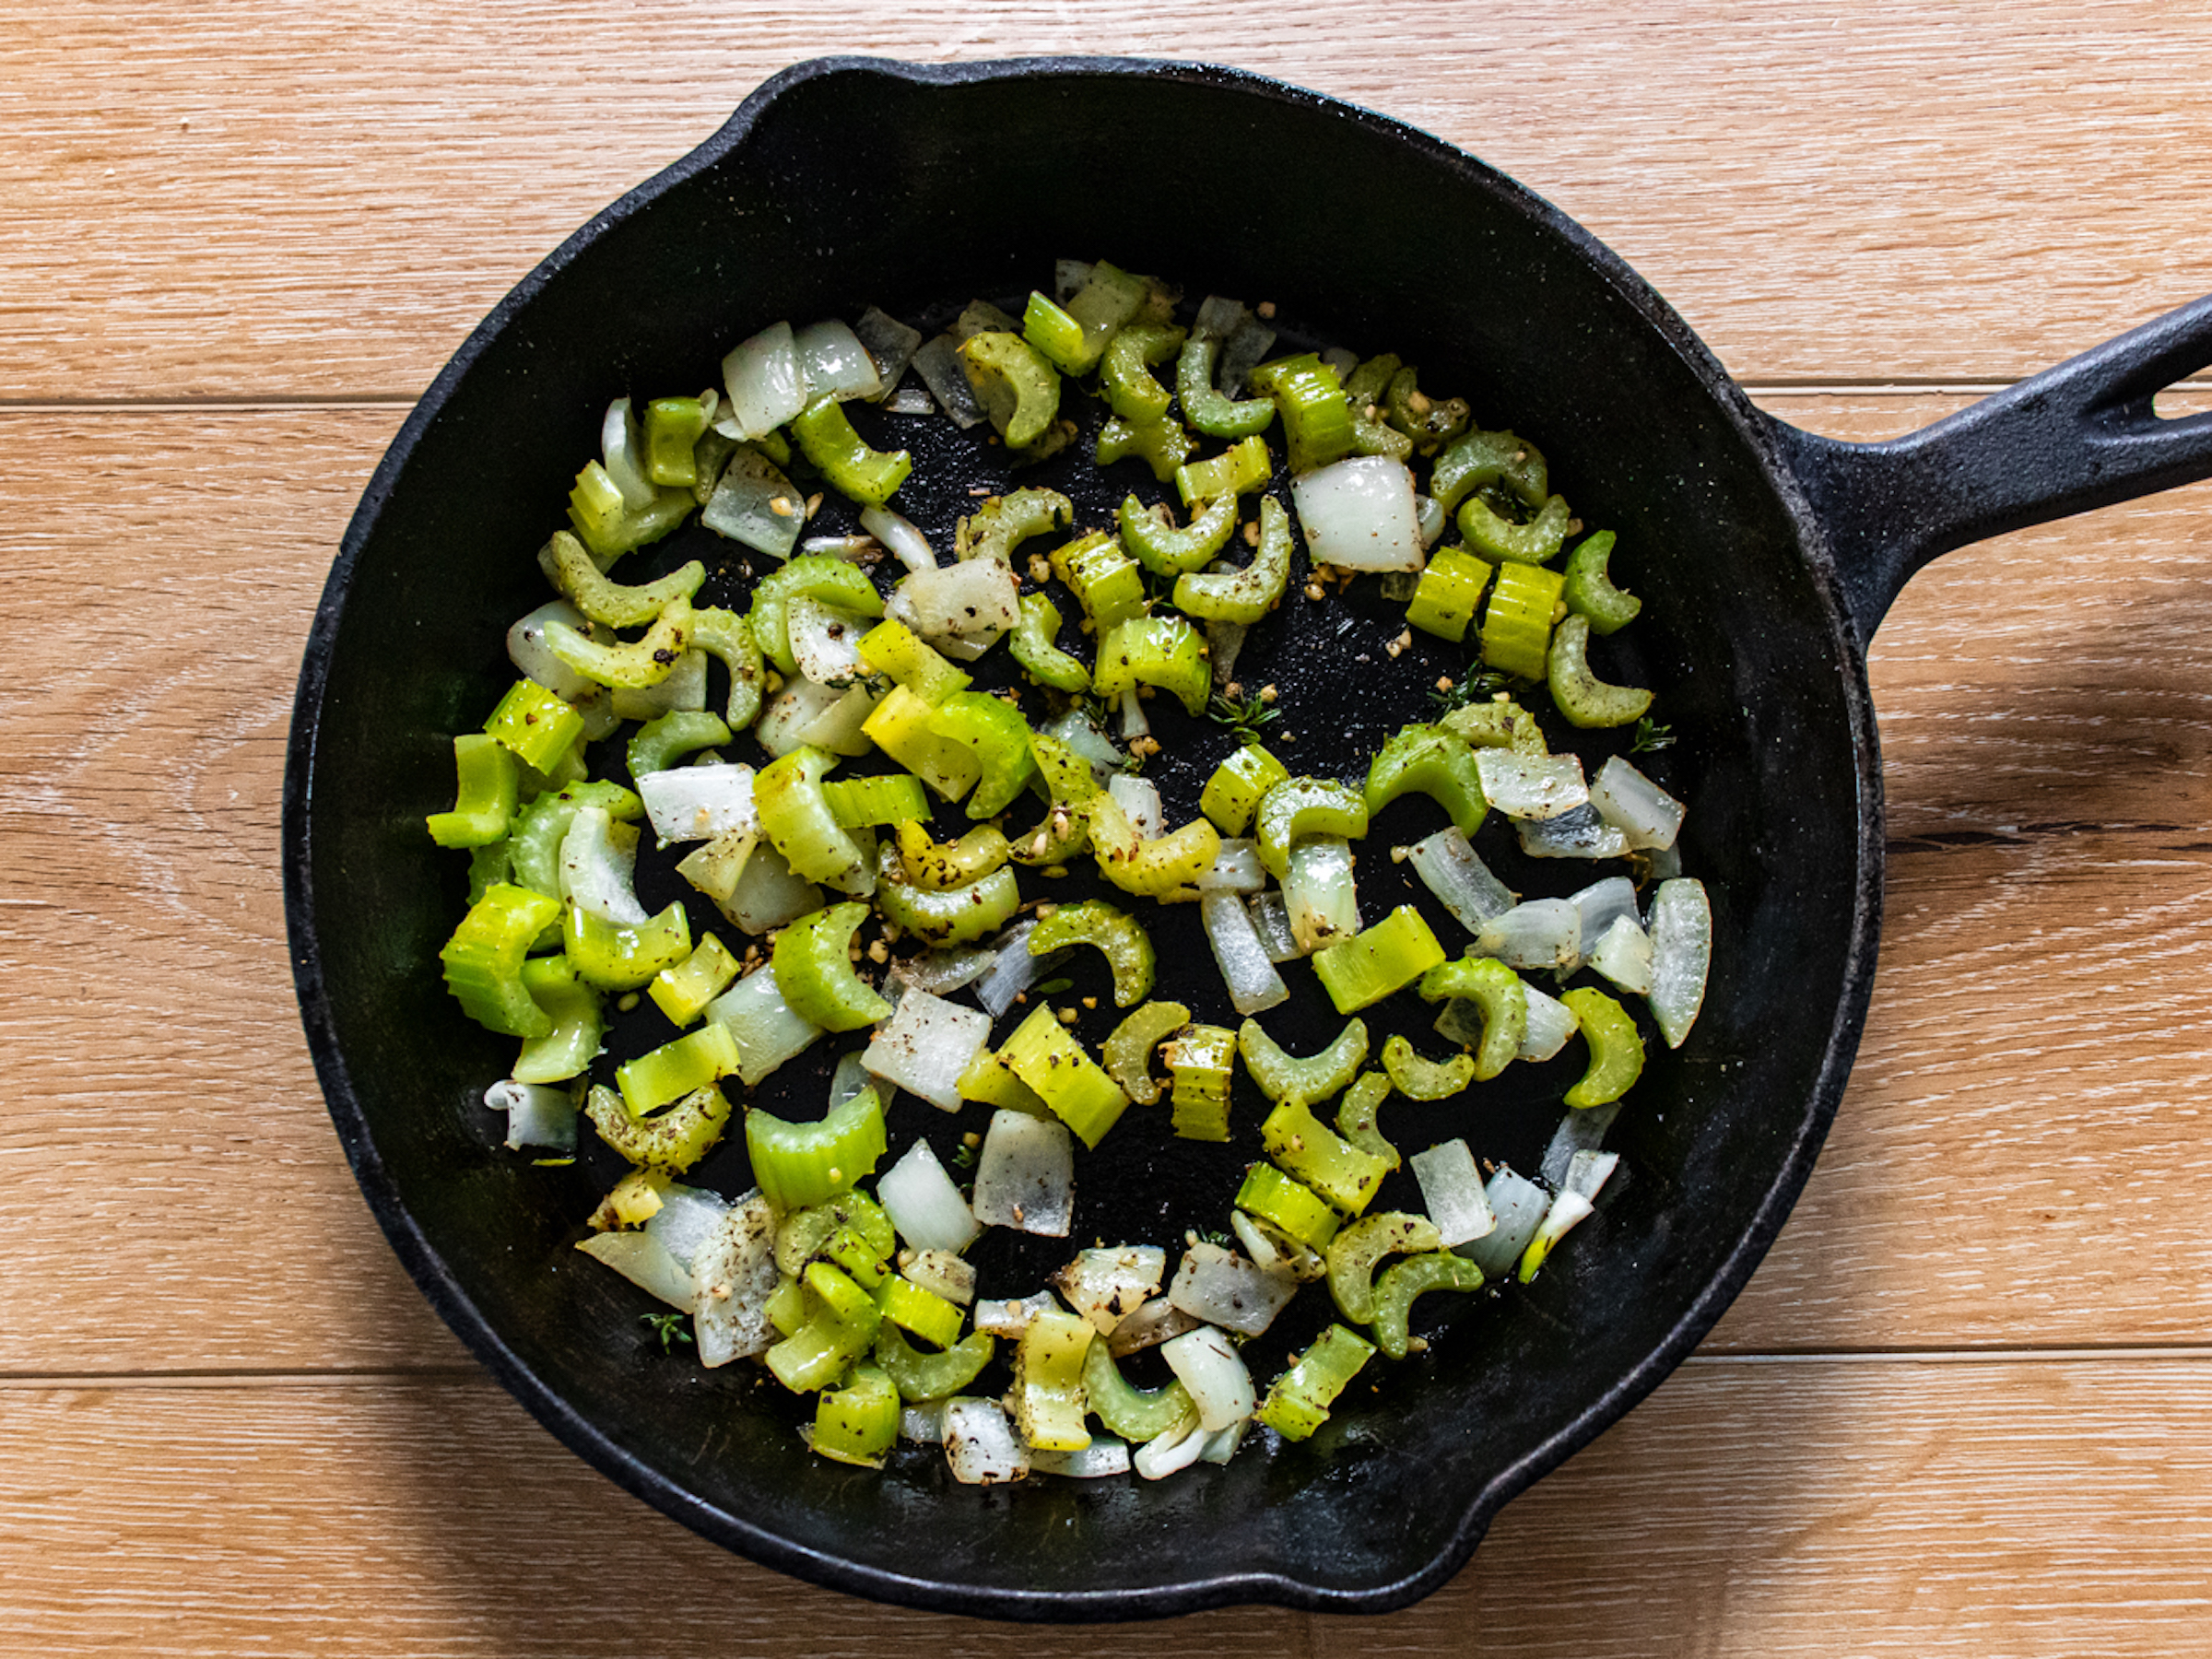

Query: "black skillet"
left=283, top=56, right=2212, bottom=1619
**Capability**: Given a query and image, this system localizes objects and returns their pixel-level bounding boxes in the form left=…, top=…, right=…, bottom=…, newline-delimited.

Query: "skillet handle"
left=1762, top=292, right=2212, bottom=646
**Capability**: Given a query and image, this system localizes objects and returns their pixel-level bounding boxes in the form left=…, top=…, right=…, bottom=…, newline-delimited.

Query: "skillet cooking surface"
left=288, top=57, right=1879, bottom=1617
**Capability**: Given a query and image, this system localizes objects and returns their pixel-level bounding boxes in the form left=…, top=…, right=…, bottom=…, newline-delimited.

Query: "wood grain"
left=5, top=1357, right=2210, bottom=1655
left=4, top=3, right=2211, bottom=400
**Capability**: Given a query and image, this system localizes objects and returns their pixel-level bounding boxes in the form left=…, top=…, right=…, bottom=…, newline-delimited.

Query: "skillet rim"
left=281, top=52, right=1888, bottom=1620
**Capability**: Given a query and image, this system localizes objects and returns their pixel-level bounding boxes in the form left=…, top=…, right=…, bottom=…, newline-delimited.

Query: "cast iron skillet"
left=283, top=56, right=2212, bottom=1620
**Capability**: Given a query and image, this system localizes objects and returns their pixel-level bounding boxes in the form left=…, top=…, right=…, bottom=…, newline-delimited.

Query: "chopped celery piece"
left=1118, top=491, right=1239, bottom=577
left=1405, top=547, right=1492, bottom=643
left=1335, top=1071, right=1399, bottom=1171
left=628, top=710, right=730, bottom=782
left=1093, top=616, right=1210, bottom=715
left=1311, top=904, right=1445, bottom=1015
left=1012, top=1306, right=1096, bottom=1452
left=426, top=733, right=519, bottom=849
left=747, top=1087, right=888, bottom=1211
left=821, top=772, right=929, bottom=830
left=1418, top=956, right=1528, bottom=1081
left=958, top=488, right=1074, bottom=567
left=1248, top=353, right=1355, bottom=475
left=1081, top=1340, right=1194, bottom=1442
left=1254, top=1324, right=1377, bottom=1441
left=1238, top=1018, right=1368, bottom=1105
left=583, top=1081, right=729, bottom=1172
left=1175, top=436, right=1272, bottom=508
left=999, top=1004, right=1130, bottom=1149
left=615, top=1021, right=740, bottom=1116
left=537, top=528, right=705, bottom=629
left=1254, top=778, right=1370, bottom=878
left=1096, top=413, right=1196, bottom=481
left=789, top=395, right=912, bottom=507
left=1175, top=334, right=1276, bottom=439
left=543, top=599, right=694, bottom=691
left=1561, top=987, right=1645, bottom=1107
left=1101, top=999, right=1191, bottom=1107
left=1325, top=1212, right=1442, bottom=1325
left=956, top=1043, right=1052, bottom=1115
left=1261, top=1095, right=1390, bottom=1215
left=877, top=1276, right=965, bottom=1351
left=959, top=330, right=1061, bottom=448
left=509, top=781, right=644, bottom=900
left=1009, top=593, right=1091, bottom=693
left=1050, top=532, right=1148, bottom=632
left=874, top=842, right=1021, bottom=946
left=1089, top=796, right=1220, bottom=902
left=862, top=685, right=983, bottom=802
left=1430, top=427, right=1547, bottom=514
left=1363, top=724, right=1488, bottom=837
left=755, top=747, right=873, bottom=892
left=855, top=618, right=971, bottom=703
left=514, top=954, right=605, bottom=1083
left=441, top=884, right=562, bottom=1037
left=1234, top=1162, right=1341, bottom=1252
left=483, top=679, right=584, bottom=773
left=771, top=902, right=892, bottom=1031
left=1380, top=1034, right=1475, bottom=1101
left=1100, top=324, right=1185, bottom=423
left=1172, top=495, right=1293, bottom=625
left=1371, top=1252, right=1486, bottom=1360
left=1481, top=559, right=1567, bottom=681
left=1029, top=900, right=1155, bottom=1008
left=647, top=933, right=741, bottom=1028
left=1458, top=492, right=1571, bottom=566
left=766, top=1263, right=881, bottom=1393
left=1560, top=530, right=1641, bottom=634
left=1200, top=742, right=1290, bottom=837
left=563, top=901, right=693, bottom=992
left=813, top=1363, right=900, bottom=1466
left=1163, top=1022, right=1236, bottom=1142
left=642, top=396, right=709, bottom=487
left=892, top=821, right=1009, bottom=891
left=1548, top=614, right=1653, bottom=729
left=929, top=691, right=1038, bottom=818
left=748, top=557, right=887, bottom=678
left=875, top=1324, right=995, bottom=1402
left=688, top=606, right=766, bottom=733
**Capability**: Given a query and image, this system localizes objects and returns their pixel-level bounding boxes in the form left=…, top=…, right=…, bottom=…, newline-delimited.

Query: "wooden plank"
left=5, top=399, right=2211, bottom=1374
left=4, top=3, right=2212, bottom=399
left=4, top=1357, right=2210, bottom=1654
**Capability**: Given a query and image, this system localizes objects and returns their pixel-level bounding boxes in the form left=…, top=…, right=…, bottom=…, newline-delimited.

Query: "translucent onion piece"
left=1218, top=315, right=1277, bottom=397
left=1645, top=876, right=1712, bottom=1051
left=641, top=1182, right=730, bottom=1271
left=1476, top=749, right=1590, bottom=820
left=507, top=599, right=600, bottom=702
left=1054, top=258, right=1093, bottom=300
left=704, top=966, right=824, bottom=1086
left=559, top=806, right=648, bottom=924
left=943, top=1397, right=1030, bottom=1486
left=1459, top=1167, right=1551, bottom=1278
left=482, top=1080, right=576, bottom=1153
left=1515, top=803, right=1630, bottom=860
left=1160, top=1326, right=1256, bottom=1431
left=1206, top=618, right=1247, bottom=690
left=882, top=384, right=936, bottom=416
left=574, top=1231, right=693, bottom=1312
left=1030, top=1438, right=1132, bottom=1479
left=1282, top=836, right=1360, bottom=953
left=1565, top=1148, right=1621, bottom=1203
left=1414, top=492, right=1447, bottom=547
left=1108, top=773, right=1164, bottom=841
left=1518, top=981, right=1581, bottom=1060
left=865, top=987, right=991, bottom=1112
left=1118, top=686, right=1149, bottom=741
left=901, top=1402, right=947, bottom=1444
left=971, top=1109, right=1075, bottom=1237
left=787, top=595, right=873, bottom=688
left=798, top=534, right=877, bottom=560
left=721, top=320, right=809, bottom=440
left=599, top=397, right=656, bottom=510
left=1229, top=1210, right=1326, bottom=1283
left=1246, top=890, right=1305, bottom=963
left=794, top=683, right=881, bottom=759
left=828, top=1051, right=872, bottom=1112
left=1133, top=1415, right=1208, bottom=1480
left=1045, top=712, right=1121, bottom=787
left=1289, top=456, right=1425, bottom=571
left=1540, top=1099, right=1624, bottom=1187
left=1409, top=1139, right=1497, bottom=1248
left=1165, top=1241, right=1298, bottom=1336
left=1521, top=1190, right=1596, bottom=1279
left=1472, top=898, right=1582, bottom=971
left=1571, top=877, right=1641, bottom=949
left=1201, top=891, right=1289, bottom=1016
left=1054, top=1245, right=1167, bottom=1335
left=1589, top=914, right=1656, bottom=995
left=702, top=449, right=806, bottom=559
left=1590, top=755, right=1685, bottom=852
left=903, top=1249, right=976, bottom=1306
left=721, top=843, right=823, bottom=935
left=638, top=762, right=758, bottom=847
left=609, top=648, right=708, bottom=721
left=859, top=504, right=937, bottom=574
left=756, top=679, right=847, bottom=759
left=794, top=318, right=883, bottom=401
left=911, top=334, right=988, bottom=429
left=1407, top=826, right=1517, bottom=932
left=975, top=920, right=1064, bottom=1018
left=973, top=1291, right=1057, bottom=1337
left=888, top=941, right=997, bottom=997
left=887, top=559, right=1019, bottom=658
left=1198, top=840, right=1265, bottom=894
left=690, top=1190, right=781, bottom=1367
left=1106, top=1297, right=1203, bottom=1358
left=877, top=1137, right=982, bottom=1253
left=854, top=306, right=923, bottom=401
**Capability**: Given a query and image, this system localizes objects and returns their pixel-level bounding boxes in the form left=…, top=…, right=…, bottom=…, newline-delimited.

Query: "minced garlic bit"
left=866, top=939, right=888, bottom=963
left=805, top=492, right=825, bottom=520
left=1029, top=553, right=1053, bottom=584
left=1258, top=684, right=1277, bottom=703
left=1081, top=996, right=1098, bottom=1011
left=769, top=495, right=796, bottom=518
left=1391, top=844, right=1410, bottom=863
left=1436, top=676, right=1455, bottom=694
left=1303, top=582, right=1326, bottom=602
left=1057, top=1008, right=1079, bottom=1026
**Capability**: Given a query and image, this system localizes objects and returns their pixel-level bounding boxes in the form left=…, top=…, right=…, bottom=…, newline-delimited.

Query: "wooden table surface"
left=8, top=4, right=2212, bottom=1653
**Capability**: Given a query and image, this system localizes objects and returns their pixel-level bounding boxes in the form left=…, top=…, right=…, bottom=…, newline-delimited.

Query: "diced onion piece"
left=887, top=559, right=1019, bottom=659
left=689, top=1190, right=780, bottom=1366
left=1414, top=492, right=1447, bottom=547
left=799, top=534, right=877, bottom=560
left=1054, top=1245, right=1167, bottom=1335
left=973, top=1291, right=1057, bottom=1337
left=828, top=1051, right=872, bottom=1112
left=854, top=306, right=923, bottom=400
left=1590, top=755, right=1686, bottom=851
left=1199, top=1420, right=1249, bottom=1465
left=1030, top=1438, right=1132, bottom=1479
left=1516, top=803, right=1630, bottom=860
left=1246, top=890, right=1305, bottom=962
left=794, top=318, right=883, bottom=401
left=1407, top=826, right=1517, bottom=932
left=1476, top=749, right=1589, bottom=820
left=1160, top=1326, right=1256, bottom=1431
left=1459, top=1167, right=1552, bottom=1278
left=508, top=599, right=601, bottom=702
left=1522, top=980, right=1581, bottom=1061
left=704, top=965, right=824, bottom=1086
left=900, top=1402, right=947, bottom=1444
left=1564, top=1148, right=1620, bottom=1203
left=975, top=920, right=1063, bottom=1018
left=911, top=334, right=988, bottom=428
left=1230, top=1210, right=1327, bottom=1283
left=721, top=321, right=809, bottom=440
left=860, top=504, right=936, bottom=574
left=1118, top=687, right=1149, bottom=741
left=1472, top=898, right=1582, bottom=970
left=877, top=1137, right=982, bottom=1253
left=883, top=383, right=935, bottom=416
left=721, top=843, right=823, bottom=935
left=756, top=679, right=848, bottom=759
left=795, top=683, right=881, bottom=759
left=1589, top=913, right=1656, bottom=995
left=1518, top=1190, right=1597, bottom=1281
left=1540, top=1099, right=1624, bottom=1186
left=1206, top=617, right=1247, bottom=690
left=787, top=595, right=874, bottom=688
left=599, top=397, right=656, bottom=509
left=971, top=1109, right=1075, bottom=1237
left=1199, top=839, right=1265, bottom=894
left=1571, top=877, right=1640, bottom=948
left=482, top=1080, right=577, bottom=1153
left=1201, top=891, right=1290, bottom=1016
left=1108, top=773, right=1164, bottom=841
left=559, top=806, right=648, bottom=924
left=1409, top=1139, right=1497, bottom=1248
left=942, top=1396, right=1030, bottom=1486
left=1165, top=1241, right=1299, bottom=1336
left=1133, top=1415, right=1208, bottom=1480
left=1045, top=711, right=1121, bottom=787
left=642, top=1182, right=730, bottom=1270
left=1282, top=836, right=1360, bottom=952
left=888, top=942, right=997, bottom=997
left=903, top=1248, right=976, bottom=1306
left=1106, top=1296, right=1203, bottom=1357
left=638, top=762, right=758, bottom=847
left=574, top=1231, right=694, bottom=1311
left=1647, top=877, right=1712, bottom=1048
left=1289, top=455, right=1425, bottom=571
left=865, top=987, right=990, bottom=1113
